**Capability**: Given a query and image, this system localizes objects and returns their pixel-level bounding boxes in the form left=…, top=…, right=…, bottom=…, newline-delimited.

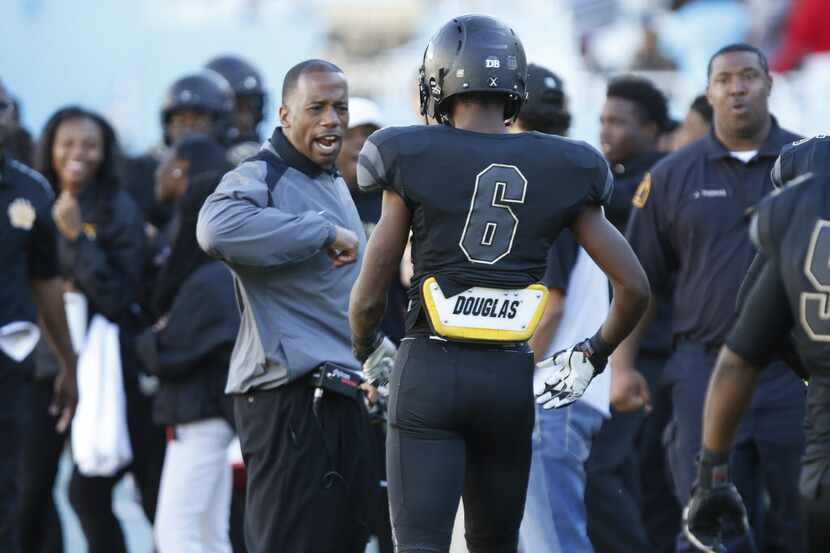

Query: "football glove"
left=534, top=334, right=608, bottom=410
left=352, top=331, right=396, bottom=389
left=683, top=449, right=749, bottom=553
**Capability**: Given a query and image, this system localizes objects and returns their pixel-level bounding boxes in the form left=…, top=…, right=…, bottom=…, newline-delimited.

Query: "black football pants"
left=386, top=337, right=535, bottom=553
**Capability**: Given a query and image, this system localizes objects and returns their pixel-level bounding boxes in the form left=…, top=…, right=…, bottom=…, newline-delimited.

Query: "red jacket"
left=773, top=0, right=830, bottom=71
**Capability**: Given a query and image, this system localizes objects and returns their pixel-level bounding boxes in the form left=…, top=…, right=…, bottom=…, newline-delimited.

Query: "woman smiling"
left=23, top=106, right=165, bottom=553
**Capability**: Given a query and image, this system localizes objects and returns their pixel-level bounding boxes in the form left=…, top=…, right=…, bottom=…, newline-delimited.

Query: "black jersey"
left=357, top=124, right=612, bottom=333
left=771, top=134, right=830, bottom=188
left=750, top=175, right=830, bottom=377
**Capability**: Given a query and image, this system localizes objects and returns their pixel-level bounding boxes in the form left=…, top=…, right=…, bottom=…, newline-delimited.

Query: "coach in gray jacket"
left=197, top=59, right=376, bottom=553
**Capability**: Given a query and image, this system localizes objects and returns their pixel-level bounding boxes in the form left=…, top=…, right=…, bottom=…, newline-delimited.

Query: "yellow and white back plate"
left=421, top=277, right=548, bottom=342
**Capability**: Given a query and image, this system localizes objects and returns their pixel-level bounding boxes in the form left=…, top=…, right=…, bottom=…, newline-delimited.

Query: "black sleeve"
left=736, top=253, right=766, bottom=313
left=564, top=141, right=613, bottom=208
left=750, top=185, right=799, bottom=258
left=771, top=135, right=830, bottom=188
left=27, top=193, right=59, bottom=280
left=725, top=260, right=795, bottom=367
left=590, top=156, right=614, bottom=207
left=62, top=194, right=146, bottom=323
left=357, top=128, right=399, bottom=196
left=542, top=229, right=579, bottom=291
left=137, top=265, right=239, bottom=379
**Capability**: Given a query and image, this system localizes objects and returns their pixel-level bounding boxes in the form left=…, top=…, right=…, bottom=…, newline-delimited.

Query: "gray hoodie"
left=196, top=128, right=365, bottom=394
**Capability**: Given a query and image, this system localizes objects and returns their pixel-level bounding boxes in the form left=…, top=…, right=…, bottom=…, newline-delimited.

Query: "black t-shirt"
left=358, top=124, right=612, bottom=334
left=0, top=155, right=58, bottom=329
left=542, top=228, right=579, bottom=291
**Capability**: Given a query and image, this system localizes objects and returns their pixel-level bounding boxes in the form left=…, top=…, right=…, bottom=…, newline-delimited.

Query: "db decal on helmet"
left=633, top=173, right=651, bottom=208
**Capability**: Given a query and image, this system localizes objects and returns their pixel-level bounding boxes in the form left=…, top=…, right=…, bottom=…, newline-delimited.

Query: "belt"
left=402, top=335, right=528, bottom=351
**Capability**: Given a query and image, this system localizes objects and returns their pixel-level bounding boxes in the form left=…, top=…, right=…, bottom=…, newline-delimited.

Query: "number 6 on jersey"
left=459, top=164, right=528, bottom=264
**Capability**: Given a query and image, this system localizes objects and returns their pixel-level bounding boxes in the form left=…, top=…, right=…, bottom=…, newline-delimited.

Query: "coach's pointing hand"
left=327, top=226, right=359, bottom=268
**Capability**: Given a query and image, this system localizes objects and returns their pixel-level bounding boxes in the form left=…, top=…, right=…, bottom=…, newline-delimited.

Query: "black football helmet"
left=419, top=14, right=527, bottom=125
left=205, top=55, right=267, bottom=144
left=205, top=55, right=266, bottom=99
left=771, top=134, right=830, bottom=189
left=161, top=70, right=234, bottom=146
left=519, top=63, right=571, bottom=135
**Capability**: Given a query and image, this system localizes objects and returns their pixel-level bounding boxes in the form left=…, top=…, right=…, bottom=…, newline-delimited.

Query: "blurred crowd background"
left=4, top=0, right=830, bottom=155
left=3, top=1, right=830, bottom=552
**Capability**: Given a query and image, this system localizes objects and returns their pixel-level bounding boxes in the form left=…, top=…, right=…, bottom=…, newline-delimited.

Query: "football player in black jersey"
left=348, top=15, right=650, bottom=553
left=684, top=135, right=830, bottom=553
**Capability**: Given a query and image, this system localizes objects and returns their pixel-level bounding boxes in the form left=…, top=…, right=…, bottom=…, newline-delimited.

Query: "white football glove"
left=361, top=336, right=397, bottom=390
left=534, top=342, right=599, bottom=409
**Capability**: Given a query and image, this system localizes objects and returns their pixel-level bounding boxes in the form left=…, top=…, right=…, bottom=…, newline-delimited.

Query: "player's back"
left=359, top=124, right=611, bottom=291
left=755, top=175, right=830, bottom=377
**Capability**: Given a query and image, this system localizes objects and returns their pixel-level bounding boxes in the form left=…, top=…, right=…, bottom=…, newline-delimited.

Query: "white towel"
left=71, top=314, right=133, bottom=476
left=0, top=321, right=41, bottom=362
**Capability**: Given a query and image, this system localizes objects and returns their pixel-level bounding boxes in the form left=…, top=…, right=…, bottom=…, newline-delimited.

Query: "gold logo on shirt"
left=633, top=173, right=651, bottom=208
left=82, top=223, right=97, bottom=240
left=8, top=198, right=36, bottom=230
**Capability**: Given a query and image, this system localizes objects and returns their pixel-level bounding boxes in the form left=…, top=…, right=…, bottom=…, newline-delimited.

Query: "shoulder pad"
left=772, top=135, right=830, bottom=188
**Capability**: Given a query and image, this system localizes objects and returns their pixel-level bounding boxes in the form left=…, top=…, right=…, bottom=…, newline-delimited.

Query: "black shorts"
left=386, top=337, right=535, bottom=553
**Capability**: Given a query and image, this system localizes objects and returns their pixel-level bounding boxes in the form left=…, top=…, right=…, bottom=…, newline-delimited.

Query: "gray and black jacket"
left=197, top=128, right=366, bottom=394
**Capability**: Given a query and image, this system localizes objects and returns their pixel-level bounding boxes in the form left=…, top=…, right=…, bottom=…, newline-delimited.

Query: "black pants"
left=585, top=352, right=671, bottom=553
left=387, top=338, right=535, bottom=553
left=0, top=361, right=28, bottom=553
left=234, top=377, right=374, bottom=553
left=18, top=376, right=65, bottom=553
left=368, top=420, right=393, bottom=553
left=802, top=467, right=830, bottom=552
left=68, top=351, right=166, bottom=553
left=638, top=352, right=681, bottom=553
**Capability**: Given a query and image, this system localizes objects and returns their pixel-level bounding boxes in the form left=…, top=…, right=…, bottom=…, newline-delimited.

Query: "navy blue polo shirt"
left=542, top=228, right=579, bottom=291
left=0, top=154, right=58, bottom=329
left=625, top=118, right=800, bottom=348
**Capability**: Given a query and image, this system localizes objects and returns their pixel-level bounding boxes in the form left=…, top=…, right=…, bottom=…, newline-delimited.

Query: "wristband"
left=352, top=331, right=383, bottom=363
left=588, top=329, right=613, bottom=360
left=698, top=447, right=730, bottom=489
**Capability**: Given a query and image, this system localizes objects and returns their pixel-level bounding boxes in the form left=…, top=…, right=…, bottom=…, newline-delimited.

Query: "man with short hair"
left=349, top=15, right=650, bottom=553
left=197, top=59, right=375, bottom=553
left=621, top=43, right=806, bottom=552
left=0, top=78, right=77, bottom=553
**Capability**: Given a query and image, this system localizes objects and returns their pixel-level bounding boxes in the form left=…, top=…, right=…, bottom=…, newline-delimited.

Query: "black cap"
left=525, top=64, right=565, bottom=111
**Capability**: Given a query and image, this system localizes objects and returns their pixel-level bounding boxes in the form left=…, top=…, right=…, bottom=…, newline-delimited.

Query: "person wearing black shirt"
left=35, top=107, right=164, bottom=553
left=622, top=44, right=806, bottom=553
left=350, top=15, right=650, bottom=553
left=684, top=136, right=830, bottom=553
left=0, top=79, right=77, bottom=553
